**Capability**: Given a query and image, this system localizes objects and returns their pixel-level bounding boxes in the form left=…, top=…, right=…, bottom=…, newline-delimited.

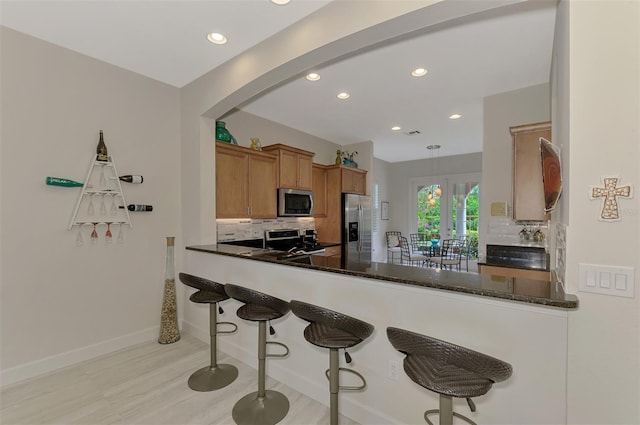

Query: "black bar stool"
left=289, top=300, right=374, bottom=425
left=179, top=273, right=238, bottom=391
left=225, top=284, right=291, bottom=425
left=386, top=327, right=513, bottom=425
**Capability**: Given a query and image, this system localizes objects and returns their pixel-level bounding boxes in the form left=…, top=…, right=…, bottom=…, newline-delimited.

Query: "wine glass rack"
left=68, top=156, right=132, bottom=230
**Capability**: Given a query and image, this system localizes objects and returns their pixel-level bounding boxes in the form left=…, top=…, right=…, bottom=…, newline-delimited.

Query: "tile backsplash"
left=216, top=218, right=315, bottom=242
left=486, top=217, right=549, bottom=248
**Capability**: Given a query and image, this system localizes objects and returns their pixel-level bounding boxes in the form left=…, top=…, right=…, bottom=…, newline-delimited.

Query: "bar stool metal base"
left=232, top=390, right=289, bottom=425
left=188, top=363, right=239, bottom=392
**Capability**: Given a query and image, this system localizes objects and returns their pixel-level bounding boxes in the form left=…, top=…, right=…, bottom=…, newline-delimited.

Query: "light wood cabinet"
left=511, top=121, right=551, bottom=222
left=478, top=264, right=551, bottom=282
left=262, top=144, right=314, bottom=190
left=216, top=142, right=277, bottom=219
left=324, top=164, right=367, bottom=195
left=312, top=163, right=328, bottom=217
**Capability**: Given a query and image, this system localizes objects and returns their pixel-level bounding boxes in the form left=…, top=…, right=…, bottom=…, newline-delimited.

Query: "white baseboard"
left=181, top=319, right=395, bottom=425
left=0, top=324, right=162, bottom=388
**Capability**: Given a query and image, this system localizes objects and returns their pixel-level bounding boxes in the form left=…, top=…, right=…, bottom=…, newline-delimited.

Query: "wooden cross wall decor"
left=590, top=177, right=633, bottom=221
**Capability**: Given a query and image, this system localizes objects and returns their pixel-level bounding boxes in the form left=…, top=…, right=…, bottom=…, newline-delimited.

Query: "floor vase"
left=159, top=236, right=180, bottom=344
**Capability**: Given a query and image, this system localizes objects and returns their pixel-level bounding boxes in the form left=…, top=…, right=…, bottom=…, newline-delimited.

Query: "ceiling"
left=1, top=0, right=557, bottom=163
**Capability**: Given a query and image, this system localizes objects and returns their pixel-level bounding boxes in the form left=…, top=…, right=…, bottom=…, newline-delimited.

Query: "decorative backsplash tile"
left=486, top=217, right=549, bottom=248
left=555, top=223, right=567, bottom=286
left=216, top=218, right=315, bottom=242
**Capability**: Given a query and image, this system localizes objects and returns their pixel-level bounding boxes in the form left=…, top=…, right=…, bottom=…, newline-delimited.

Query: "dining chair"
left=457, top=236, right=473, bottom=272
left=429, top=239, right=463, bottom=271
left=399, top=236, right=429, bottom=267
left=386, top=231, right=402, bottom=264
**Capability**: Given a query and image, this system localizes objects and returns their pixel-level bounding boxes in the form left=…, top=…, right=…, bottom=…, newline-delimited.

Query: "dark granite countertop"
left=186, top=244, right=578, bottom=309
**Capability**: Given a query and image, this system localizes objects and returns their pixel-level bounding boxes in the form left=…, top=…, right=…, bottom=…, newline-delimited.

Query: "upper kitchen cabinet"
left=216, top=142, right=277, bottom=219
left=326, top=164, right=367, bottom=195
left=262, top=144, right=314, bottom=190
left=312, top=163, right=328, bottom=218
left=511, top=121, right=551, bottom=222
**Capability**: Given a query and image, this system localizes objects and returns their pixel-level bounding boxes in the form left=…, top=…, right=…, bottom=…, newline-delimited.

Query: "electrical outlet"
left=388, top=359, right=400, bottom=381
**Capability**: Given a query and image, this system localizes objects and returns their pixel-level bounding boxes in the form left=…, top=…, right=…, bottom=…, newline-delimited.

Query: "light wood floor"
left=1, top=334, right=358, bottom=425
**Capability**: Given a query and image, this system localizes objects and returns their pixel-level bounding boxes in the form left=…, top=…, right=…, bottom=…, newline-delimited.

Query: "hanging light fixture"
left=426, top=144, right=441, bottom=207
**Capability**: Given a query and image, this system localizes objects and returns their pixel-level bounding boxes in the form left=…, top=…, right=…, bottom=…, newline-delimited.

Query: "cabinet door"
left=249, top=154, right=277, bottom=218
left=341, top=168, right=366, bottom=194
left=216, top=146, right=249, bottom=218
left=512, top=122, right=550, bottom=221
left=351, top=171, right=366, bottom=195
left=312, top=165, right=327, bottom=217
left=278, top=150, right=299, bottom=188
left=297, top=154, right=313, bottom=189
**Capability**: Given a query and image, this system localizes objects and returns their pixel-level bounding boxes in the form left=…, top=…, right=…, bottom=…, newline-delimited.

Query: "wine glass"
left=117, top=223, right=124, bottom=244
left=110, top=194, right=118, bottom=216
left=91, top=223, right=98, bottom=244
left=75, top=225, right=84, bottom=247
left=100, top=194, right=107, bottom=215
left=99, top=165, right=106, bottom=188
left=105, top=222, right=113, bottom=243
left=87, top=194, right=95, bottom=216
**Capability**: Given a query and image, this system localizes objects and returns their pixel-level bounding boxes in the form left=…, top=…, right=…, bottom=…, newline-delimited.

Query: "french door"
left=411, top=173, right=480, bottom=242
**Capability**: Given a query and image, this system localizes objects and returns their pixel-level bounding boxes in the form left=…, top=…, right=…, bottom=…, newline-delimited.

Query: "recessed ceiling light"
left=336, top=92, right=350, bottom=100
left=449, top=114, right=462, bottom=120
left=207, top=32, right=227, bottom=45
left=271, top=0, right=290, bottom=4
left=306, top=73, right=320, bottom=81
left=391, top=126, right=401, bottom=131
left=411, top=68, right=428, bottom=77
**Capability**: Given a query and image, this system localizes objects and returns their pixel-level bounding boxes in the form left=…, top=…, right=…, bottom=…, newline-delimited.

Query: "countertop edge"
left=186, top=245, right=579, bottom=310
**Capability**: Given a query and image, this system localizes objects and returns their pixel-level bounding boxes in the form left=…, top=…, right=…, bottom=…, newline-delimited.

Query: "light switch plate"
left=579, top=263, right=635, bottom=298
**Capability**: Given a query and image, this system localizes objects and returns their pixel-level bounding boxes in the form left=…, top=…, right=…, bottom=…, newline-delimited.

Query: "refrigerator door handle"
left=358, top=204, right=363, bottom=251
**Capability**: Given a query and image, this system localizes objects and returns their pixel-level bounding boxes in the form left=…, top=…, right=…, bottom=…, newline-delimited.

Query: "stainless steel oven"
left=277, top=188, right=313, bottom=217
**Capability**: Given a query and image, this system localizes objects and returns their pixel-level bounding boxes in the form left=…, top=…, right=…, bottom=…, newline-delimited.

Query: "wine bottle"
left=119, top=175, right=144, bottom=184
left=96, top=130, right=109, bottom=162
left=120, top=204, right=153, bottom=212
left=46, top=176, right=83, bottom=187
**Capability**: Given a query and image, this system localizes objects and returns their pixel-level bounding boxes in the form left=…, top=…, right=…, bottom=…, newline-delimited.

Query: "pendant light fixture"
left=426, top=144, right=441, bottom=208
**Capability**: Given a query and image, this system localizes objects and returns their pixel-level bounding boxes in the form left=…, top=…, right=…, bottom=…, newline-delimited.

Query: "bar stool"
left=178, top=273, right=238, bottom=391
left=225, top=284, right=291, bottom=425
left=386, top=327, right=513, bottom=425
left=289, top=300, right=374, bottom=425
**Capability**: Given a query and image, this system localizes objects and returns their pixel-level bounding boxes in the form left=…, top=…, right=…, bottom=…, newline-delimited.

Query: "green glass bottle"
left=96, top=130, right=109, bottom=161
left=46, top=177, right=84, bottom=187
left=215, top=121, right=231, bottom=143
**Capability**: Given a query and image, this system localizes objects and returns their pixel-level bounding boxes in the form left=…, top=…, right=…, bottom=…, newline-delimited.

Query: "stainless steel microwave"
left=278, top=188, right=314, bottom=217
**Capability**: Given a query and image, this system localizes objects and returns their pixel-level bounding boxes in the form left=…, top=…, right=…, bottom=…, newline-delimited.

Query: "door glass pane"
left=451, top=182, right=479, bottom=258
left=417, top=183, right=442, bottom=244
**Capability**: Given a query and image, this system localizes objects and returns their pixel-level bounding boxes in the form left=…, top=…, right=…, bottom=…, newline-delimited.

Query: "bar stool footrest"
left=266, top=340, right=289, bottom=358
left=424, top=409, right=477, bottom=425
left=324, top=367, right=367, bottom=391
left=217, top=321, right=238, bottom=334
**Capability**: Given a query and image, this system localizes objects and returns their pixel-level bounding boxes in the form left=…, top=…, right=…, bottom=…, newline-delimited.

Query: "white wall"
left=373, top=158, right=392, bottom=262
left=0, top=28, right=181, bottom=383
left=560, top=1, right=640, bottom=423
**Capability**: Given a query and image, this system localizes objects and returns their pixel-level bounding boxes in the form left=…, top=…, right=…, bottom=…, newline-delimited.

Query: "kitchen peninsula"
left=187, top=243, right=577, bottom=309
left=185, top=243, right=576, bottom=424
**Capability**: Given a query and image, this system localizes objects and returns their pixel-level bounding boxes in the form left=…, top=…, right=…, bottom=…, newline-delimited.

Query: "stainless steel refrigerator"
left=342, top=193, right=372, bottom=270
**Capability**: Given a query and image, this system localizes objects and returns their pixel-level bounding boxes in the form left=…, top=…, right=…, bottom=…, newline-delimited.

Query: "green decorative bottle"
left=215, top=121, right=231, bottom=143
left=46, top=177, right=83, bottom=187
left=215, top=121, right=238, bottom=144
left=96, top=130, right=109, bottom=161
